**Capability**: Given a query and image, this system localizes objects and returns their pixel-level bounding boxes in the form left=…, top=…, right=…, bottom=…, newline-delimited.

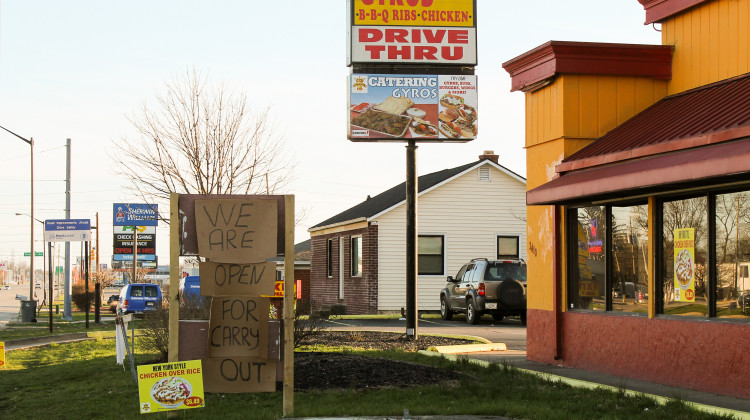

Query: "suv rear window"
left=484, top=262, right=527, bottom=282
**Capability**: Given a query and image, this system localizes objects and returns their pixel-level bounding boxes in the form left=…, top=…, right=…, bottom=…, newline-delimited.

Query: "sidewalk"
left=425, top=348, right=750, bottom=419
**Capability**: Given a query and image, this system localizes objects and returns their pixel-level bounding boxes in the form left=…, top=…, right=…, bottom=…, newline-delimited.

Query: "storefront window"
left=611, top=204, right=649, bottom=314
left=662, top=196, right=708, bottom=317
left=715, top=191, right=750, bottom=319
left=569, top=206, right=606, bottom=310
left=566, top=189, right=750, bottom=322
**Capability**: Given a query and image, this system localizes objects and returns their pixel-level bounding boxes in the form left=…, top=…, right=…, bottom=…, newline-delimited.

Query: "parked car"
left=738, top=291, right=750, bottom=310
left=117, top=283, right=162, bottom=315
left=107, top=294, right=120, bottom=314
left=3, top=285, right=10, bottom=290
left=440, top=258, right=527, bottom=325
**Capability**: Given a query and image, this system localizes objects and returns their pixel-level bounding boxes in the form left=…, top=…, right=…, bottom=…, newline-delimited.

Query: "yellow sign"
left=137, top=360, right=205, bottom=414
left=353, top=0, right=474, bottom=27
left=673, top=228, right=696, bottom=302
left=0, top=341, right=5, bottom=367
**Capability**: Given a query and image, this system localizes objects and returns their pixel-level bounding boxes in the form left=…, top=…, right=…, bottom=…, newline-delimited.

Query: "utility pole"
left=63, top=138, right=72, bottom=320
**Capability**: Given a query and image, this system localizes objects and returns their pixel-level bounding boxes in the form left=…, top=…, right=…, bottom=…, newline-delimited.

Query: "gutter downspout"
left=554, top=204, right=563, bottom=360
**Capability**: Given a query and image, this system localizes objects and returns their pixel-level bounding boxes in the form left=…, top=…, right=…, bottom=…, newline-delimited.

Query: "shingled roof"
left=309, top=158, right=525, bottom=231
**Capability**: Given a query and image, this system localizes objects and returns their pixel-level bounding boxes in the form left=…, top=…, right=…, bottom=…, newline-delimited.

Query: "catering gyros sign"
left=348, top=73, right=477, bottom=142
left=347, top=0, right=477, bottom=65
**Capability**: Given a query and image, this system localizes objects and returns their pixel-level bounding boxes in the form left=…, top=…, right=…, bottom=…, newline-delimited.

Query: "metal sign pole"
left=48, top=242, right=53, bottom=333
left=132, top=227, right=137, bottom=283
left=405, top=140, right=418, bottom=338
left=85, top=240, right=90, bottom=328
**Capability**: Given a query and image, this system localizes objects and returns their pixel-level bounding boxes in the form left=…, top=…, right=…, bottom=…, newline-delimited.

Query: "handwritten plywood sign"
left=199, top=261, right=276, bottom=297
left=202, top=357, right=276, bottom=393
left=194, top=198, right=278, bottom=263
left=178, top=195, right=284, bottom=257
left=208, top=296, right=269, bottom=359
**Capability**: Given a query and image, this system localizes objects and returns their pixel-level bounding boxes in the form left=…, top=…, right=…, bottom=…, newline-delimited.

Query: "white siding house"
left=374, top=160, right=526, bottom=311
left=308, top=151, right=526, bottom=314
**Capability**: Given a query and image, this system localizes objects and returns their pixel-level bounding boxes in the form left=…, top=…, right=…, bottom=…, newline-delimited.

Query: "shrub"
left=71, top=282, right=98, bottom=311
left=140, top=306, right=169, bottom=362
left=180, top=294, right=211, bottom=320
left=293, top=299, right=328, bottom=349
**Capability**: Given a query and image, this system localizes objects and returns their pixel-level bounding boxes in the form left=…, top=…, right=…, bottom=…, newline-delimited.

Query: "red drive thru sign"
left=348, top=0, right=477, bottom=65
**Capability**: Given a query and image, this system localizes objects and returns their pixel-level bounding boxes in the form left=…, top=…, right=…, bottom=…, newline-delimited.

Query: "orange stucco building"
left=504, top=0, right=750, bottom=399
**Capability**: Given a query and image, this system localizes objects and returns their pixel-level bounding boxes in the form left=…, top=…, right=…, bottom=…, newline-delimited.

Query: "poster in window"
left=577, top=223, right=597, bottom=297
left=673, top=228, right=695, bottom=302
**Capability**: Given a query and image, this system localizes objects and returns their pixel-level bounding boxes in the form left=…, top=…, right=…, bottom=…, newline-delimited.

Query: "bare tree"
left=113, top=68, right=293, bottom=204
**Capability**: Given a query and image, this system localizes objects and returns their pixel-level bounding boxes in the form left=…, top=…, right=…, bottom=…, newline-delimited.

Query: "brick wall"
left=309, top=224, right=378, bottom=314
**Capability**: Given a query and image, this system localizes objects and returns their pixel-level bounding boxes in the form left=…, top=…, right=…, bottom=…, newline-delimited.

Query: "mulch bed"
left=294, top=331, right=477, bottom=391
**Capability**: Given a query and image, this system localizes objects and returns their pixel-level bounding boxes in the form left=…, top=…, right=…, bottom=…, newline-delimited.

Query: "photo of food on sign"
left=348, top=74, right=477, bottom=142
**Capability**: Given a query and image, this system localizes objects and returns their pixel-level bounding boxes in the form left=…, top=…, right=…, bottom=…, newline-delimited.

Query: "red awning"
left=527, top=139, right=750, bottom=205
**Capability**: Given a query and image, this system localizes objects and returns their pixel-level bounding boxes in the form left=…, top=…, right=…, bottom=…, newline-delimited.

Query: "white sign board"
left=44, top=219, right=91, bottom=242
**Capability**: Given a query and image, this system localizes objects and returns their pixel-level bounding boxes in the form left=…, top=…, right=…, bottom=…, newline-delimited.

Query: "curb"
left=427, top=343, right=507, bottom=353
left=418, top=351, right=750, bottom=419
left=4, top=333, right=92, bottom=350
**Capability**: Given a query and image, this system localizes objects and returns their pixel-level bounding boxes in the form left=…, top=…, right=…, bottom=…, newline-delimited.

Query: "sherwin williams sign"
left=348, top=73, right=477, bottom=142
left=673, top=228, right=696, bottom=302
left=113, top=203, right=159, bottom=227
left=348, top=0, right=477, bottom=65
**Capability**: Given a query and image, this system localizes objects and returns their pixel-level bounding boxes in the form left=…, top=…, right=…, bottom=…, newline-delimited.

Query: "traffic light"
left=90, top=248, right=96, bottom=260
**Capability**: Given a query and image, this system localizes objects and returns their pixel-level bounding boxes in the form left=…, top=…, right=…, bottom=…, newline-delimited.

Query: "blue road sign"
left=113, top=203, right=158, bottom=226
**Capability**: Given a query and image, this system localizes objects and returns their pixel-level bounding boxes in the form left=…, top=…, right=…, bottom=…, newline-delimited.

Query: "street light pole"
left=16, top=213, right=45, bottom=304
left=1, top=125, right=34, bottom=302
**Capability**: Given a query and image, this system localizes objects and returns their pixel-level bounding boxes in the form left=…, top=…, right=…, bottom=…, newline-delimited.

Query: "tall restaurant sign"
left=347, top=0, right=477, bottom=65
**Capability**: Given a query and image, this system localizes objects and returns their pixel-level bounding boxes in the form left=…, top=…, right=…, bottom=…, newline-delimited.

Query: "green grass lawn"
left=0, top=313, right=115, bottom=341
left=0, top=335, right=735, bottom=419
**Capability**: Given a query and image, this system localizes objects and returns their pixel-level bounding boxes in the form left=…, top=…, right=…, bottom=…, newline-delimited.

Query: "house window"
left=326, top=239, right=333, bottom=278
left=497, top=236, right=520, bottom=259
left=351, top=236, right=363, bottom=277
left=418, top=235, right=444, bottom=275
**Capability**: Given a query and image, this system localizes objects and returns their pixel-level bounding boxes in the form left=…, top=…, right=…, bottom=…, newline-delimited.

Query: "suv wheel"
left=440, top=296, right=453, bottom=320
left=466, top=299, right=480, bottom=325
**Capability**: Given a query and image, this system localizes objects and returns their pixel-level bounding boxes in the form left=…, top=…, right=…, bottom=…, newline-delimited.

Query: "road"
left=321, top=316, right=527, bottom=351
left=0, top=283, right=27, bottom=327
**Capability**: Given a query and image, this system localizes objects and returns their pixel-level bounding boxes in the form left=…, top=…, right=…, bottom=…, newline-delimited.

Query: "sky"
left=0, top=1, right=661, bottom=271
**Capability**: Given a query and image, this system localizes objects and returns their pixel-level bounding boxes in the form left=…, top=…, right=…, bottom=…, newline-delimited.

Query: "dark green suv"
left=440, top=258, right=527, bottom=325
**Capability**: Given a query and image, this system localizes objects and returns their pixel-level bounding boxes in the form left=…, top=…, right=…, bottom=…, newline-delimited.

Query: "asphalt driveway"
left=321, top=316, right=527, bottom=351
